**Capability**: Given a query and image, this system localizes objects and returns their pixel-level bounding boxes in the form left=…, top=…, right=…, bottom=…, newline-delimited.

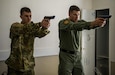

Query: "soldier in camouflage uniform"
left=5, top=7, right=50, bottom=75
left=58, top=5, right=106, bottom=75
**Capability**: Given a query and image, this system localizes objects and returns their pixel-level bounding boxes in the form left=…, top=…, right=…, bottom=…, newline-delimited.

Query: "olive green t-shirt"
left=58, top=18, right=95, bottom=52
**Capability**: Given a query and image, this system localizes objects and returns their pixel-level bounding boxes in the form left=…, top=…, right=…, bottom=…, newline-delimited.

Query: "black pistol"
left=44, top=16, right=55, bottom=20
left=97, top=15, right=112, bottom=19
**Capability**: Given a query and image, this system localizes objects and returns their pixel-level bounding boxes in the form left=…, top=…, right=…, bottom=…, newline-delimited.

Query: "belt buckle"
left=70, top=51, right=75, bottom=54
left=61, top=48, right=75, bottom=54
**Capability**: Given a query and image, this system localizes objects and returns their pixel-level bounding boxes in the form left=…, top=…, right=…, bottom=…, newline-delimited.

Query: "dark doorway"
left=95, top=9, right=109, bottom=75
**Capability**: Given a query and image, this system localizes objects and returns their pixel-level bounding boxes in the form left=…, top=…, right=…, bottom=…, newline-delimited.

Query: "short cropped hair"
left=20, top=7, right=31, bottom=15
left=69, top=5, right=80, bottom=13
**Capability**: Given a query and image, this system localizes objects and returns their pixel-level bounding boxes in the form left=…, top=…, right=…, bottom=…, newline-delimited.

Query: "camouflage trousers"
left=58, top=50, right=84, bottom=75
left=7, top=66, right=35, bottom=75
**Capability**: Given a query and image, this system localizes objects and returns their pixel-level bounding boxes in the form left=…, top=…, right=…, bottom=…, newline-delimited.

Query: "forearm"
left=34, top=23, right=50, bottom=38
left=59, top=20, right=91, bottom=31
left=37, top=27, right=50, bottom=38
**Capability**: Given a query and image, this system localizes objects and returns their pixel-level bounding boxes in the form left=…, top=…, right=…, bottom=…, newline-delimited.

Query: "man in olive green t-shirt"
left=58, top=5, right=106, bottom=75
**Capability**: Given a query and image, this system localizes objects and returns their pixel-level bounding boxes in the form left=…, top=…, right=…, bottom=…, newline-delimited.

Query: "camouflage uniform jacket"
left=5, top=22, right=50, bottom=72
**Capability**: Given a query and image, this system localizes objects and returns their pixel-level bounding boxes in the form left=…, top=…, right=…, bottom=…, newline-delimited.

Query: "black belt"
left=60, top=48, right=75, bottom=54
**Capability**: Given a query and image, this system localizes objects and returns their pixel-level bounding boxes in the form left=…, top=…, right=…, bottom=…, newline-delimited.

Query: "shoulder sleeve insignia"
left=63, top=20, right=69, bottom=25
